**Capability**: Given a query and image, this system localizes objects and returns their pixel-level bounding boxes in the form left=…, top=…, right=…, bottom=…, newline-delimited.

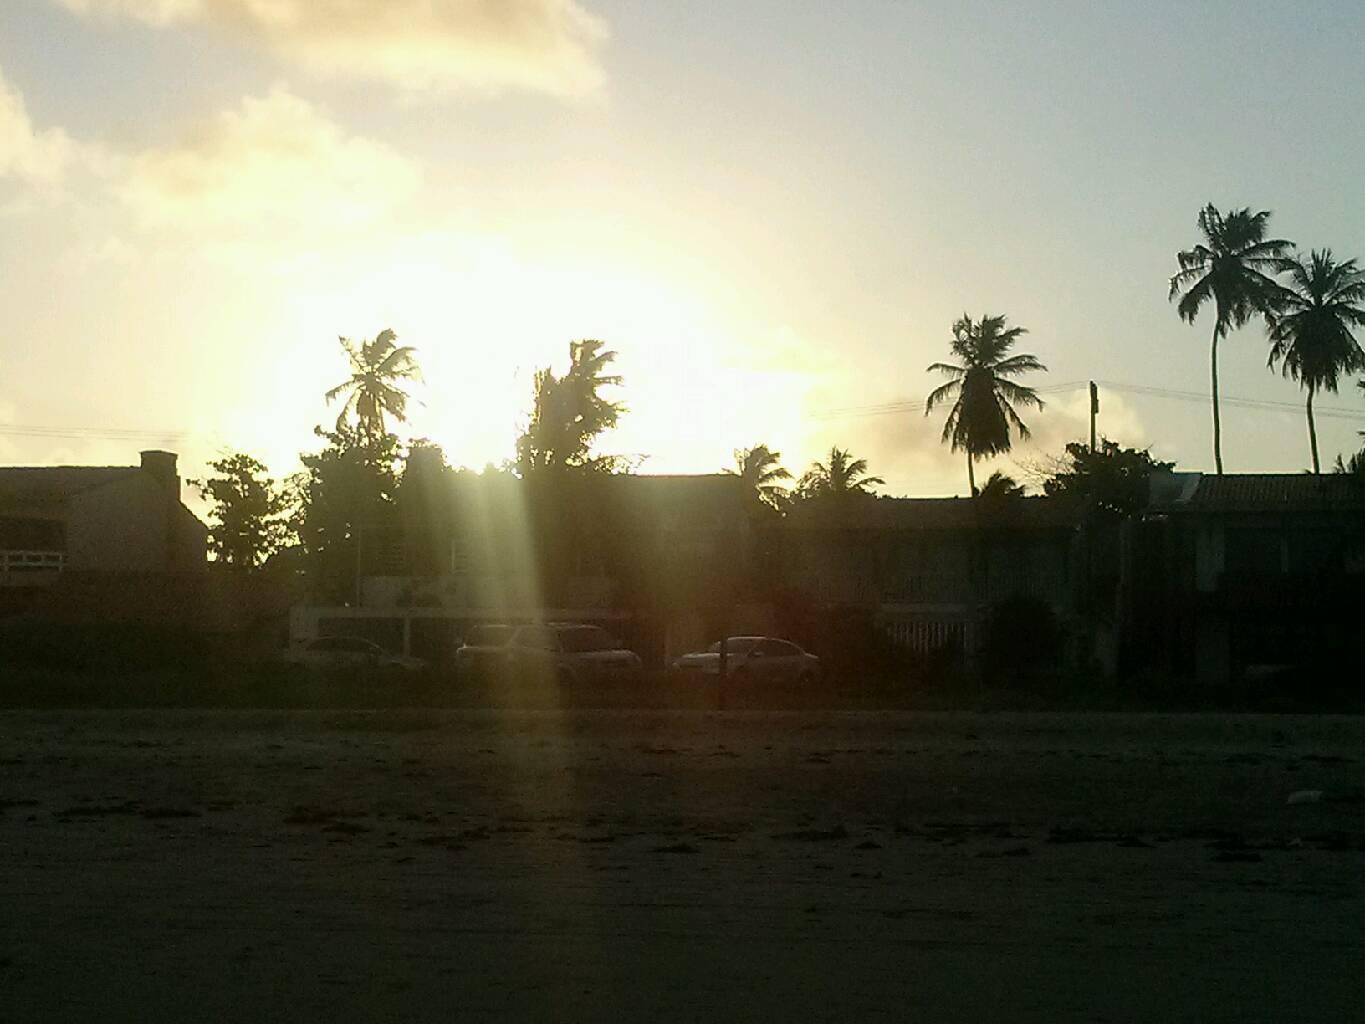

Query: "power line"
left=812, top=378, right=1365, bottom=423
left=0, top=424, right=187, bottom=442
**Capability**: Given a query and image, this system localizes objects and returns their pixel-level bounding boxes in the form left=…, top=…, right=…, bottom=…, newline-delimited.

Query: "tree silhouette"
left=925, top=313, right=1046, bottom=496
left=796, top=447, right=884, bottom=499
left=976, top=470, right=1024, bottom=502
left=190, top=452, right=294, bottom=568
left=325, top=328, right=422, bottom=437
left=1265, top=250, right=1365, bottom=474
left=728, top=444, right=792, bottom=510
left=516, top=339, right=626, bottom=473
left=1168, top=205, right=1294, bottom=474
left=1042, top=440, right=1174, bottom=516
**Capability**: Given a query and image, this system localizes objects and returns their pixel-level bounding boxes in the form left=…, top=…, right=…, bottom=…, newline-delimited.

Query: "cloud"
left=118, top=87, right=420, bottom=232
left=0, top=64, right=80, bottom=183
left=54, top=0, right=608, bottom=97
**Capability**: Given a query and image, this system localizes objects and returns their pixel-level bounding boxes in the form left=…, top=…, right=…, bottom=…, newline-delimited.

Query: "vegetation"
left=325, top=329, right=422, bottom=437
left=976, top=470, right=1024, bottom=503
left=728, top=444, right=792, bottom=510
left=1042, top=441, right=1175, bottom=516
left=1169, top=205, right=1294, bottom=475
left=1265, top=251, right=1365, bottom=473
left=516, top=339, right=627, bottom=474
left=925, top=314, right=1046, bottom=496
left=190, top=453, right=293, bottom=568
left=794, top=447, right=884, bottom=500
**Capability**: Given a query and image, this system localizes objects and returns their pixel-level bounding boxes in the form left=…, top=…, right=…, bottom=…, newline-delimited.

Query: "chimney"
left=140, top=450, right=180, bottom=498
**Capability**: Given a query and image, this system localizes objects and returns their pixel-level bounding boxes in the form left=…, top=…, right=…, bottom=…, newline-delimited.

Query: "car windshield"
left=704, top=638, right=760, bottom=655
left=464, top=625, right=511, bottom=647
left=559, top=627, right=617, bottom=653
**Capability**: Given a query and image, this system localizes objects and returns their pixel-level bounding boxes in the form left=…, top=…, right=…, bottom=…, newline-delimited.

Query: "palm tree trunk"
left=966, top=452, right=977, bottom=497
left=1306, top=387, right=1320, bottom=474
left=1210, top=325, right=1224, bottom=475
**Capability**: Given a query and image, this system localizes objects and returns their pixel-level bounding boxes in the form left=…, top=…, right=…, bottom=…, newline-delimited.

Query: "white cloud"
left=0, top=64, right=80, bottom=183
left=54, top=0, right=608, bottom=97
left=118, top=87, right=421, bottom=232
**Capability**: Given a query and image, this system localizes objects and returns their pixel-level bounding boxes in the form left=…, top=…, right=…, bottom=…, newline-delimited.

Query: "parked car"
left=674, top=636, right=821, bottom=683
left=504, top=623, right=642, bottom=684
left=283, top=636, right=427, bottom=673
left=453, top=623, right=515, bottom=678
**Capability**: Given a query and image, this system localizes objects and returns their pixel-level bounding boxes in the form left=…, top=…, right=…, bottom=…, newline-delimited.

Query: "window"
left=465, top=625, right=512, bottom=647
left=515, top=626, right=559, bottom=651
left=706, top=638, right=759, bottom=655
left=755, top=639, right=798, bottom=657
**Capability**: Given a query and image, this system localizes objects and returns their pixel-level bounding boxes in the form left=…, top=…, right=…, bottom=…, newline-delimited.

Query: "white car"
left=674, top=636, right=821, bottom=683
left=505, top=623, right=642, bottom=684
left=283, top=636, right=427, bottom=673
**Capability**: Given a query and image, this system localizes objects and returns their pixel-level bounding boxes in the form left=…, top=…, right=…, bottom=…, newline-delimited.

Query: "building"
left=1120, top=472, right=1365, bottom=683
left=293, top=463, right=758, bottom=665
left=0, top=450, right=207, bottom=616
left=775, top=495, right=1080, bottom=664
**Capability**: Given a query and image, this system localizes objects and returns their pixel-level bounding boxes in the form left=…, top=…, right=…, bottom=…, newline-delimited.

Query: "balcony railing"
left=0, top=549, right=66, bottom=574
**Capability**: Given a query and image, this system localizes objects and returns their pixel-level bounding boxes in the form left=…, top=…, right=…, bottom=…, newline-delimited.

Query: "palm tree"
left=925, top=314, right=1046, bottom=496
left=325, top=329, right=421, bottom=437
left=796, top=447, right=884, bottom=498
left=516, top=339, right=626, bottom=472
left=1265, top=250, right=1365, bottom=474
left=1168, top=204, right=1294, bottom=474
left=728, top=445, right=792, bottom=509
left=977, top=470, right=1024, bottom=502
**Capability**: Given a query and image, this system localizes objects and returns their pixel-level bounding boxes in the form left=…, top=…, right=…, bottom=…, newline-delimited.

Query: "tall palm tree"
left=797, top=447, right=884, bottom=498
left=516, top=339, right=626, bottom=472
left=1265, top=250, right=1365, bottom=474
left=728, top=444, right=792, bottom=509
left=325, top=329, right=421, bottom=437
left=925, top=313, right=1046, bottom=496
left=1168, top=204, right=1294, bottom=474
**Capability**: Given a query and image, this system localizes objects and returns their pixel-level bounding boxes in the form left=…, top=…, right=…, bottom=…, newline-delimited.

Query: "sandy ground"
left=3, top=709, right=1365, bottom=1022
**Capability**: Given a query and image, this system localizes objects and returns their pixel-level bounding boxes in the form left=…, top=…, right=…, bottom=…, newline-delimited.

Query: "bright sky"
left=3, top=0, right=1364, bottom=497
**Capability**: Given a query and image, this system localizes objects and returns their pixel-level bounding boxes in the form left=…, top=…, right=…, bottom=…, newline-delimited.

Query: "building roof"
left=784, top=495, right=1081, bottom=532
left=1178, top=473, right=1365, bottom=513
left=0, top=466, right=138, bottom=506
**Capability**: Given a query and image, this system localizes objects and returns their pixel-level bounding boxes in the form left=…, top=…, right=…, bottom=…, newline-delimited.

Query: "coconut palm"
left=516, top=339, right=626, bottom=472
left=325, top=329, right=421, bottom=437
left=1265, top=250, right=1365, bottom=474
left=925, top=314, right=1046, bottom=496
left=728, top=444, right=792, bottom=509
left=796, top=447, right=884, bottom=498
left=976, top=470, right=1024, bottom=502
left=1168, top=204, right=1294, bottom=474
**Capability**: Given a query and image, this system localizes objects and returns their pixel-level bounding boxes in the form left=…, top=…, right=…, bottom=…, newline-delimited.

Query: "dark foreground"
left=3, top=710, right=1365, bottom=1022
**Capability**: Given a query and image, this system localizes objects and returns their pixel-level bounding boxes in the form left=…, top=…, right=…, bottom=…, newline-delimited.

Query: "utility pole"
left=1089, top=381, right=1099, bottom=452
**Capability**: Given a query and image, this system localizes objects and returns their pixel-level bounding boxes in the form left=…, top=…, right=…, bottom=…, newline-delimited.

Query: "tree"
left=1265, top=250, right=1365, bottom=474
left=925, top=313, right=1046, bottom=495
left=325, top=328, right=422, bottom=437
left=1042, top=440, right=1175, bottom=516
left=1333, top=449, right=1365, bottom=476
left=977, top=470, right=1024, bottom=502
left=795, top=447, right=884, bottom=499
left=727, top=444, right=792, bottom=510
left=1168, top=205, right=1294, bottom=474
left=294, top=425, right=402, bottom=604
left=516, top=339, right=627, bottom=473
left=190, top=452, right=293, bottom=568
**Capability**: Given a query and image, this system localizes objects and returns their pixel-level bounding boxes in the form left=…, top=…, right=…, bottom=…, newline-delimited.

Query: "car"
left=673, top=636, right=821, bottom=684
left=504, top=622, right=642, bottom=684
left=282, top=636, right=427, bottom=673
left=453, top=623, right=515, bottom=678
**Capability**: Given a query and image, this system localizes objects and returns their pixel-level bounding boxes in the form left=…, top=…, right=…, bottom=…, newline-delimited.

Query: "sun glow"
left=224, top=231, right=827, bottom=479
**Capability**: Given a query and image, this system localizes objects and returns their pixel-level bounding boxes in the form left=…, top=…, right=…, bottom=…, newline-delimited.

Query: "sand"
left=2, top=709, right=1364, bottom=1021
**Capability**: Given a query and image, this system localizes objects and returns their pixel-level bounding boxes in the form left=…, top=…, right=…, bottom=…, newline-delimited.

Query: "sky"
left=2, top=0, right=1364, bottom=498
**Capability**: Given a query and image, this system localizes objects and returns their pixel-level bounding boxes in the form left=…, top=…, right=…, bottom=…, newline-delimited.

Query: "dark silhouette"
left=516, top=339, right=627, bottom=474
left=190, top=452, right=293, bottom=568
left=1042, top=440, right=1174, bottom=516
left=294, top=426, right=402, bottom=604
left=976, top=470, right=1024, bottom=503
left=925, top=313, right=1046, bottom=495
left=727, top=444, right=792, bottom=511
left=1265, top=250, right=1365, bottom=474
left=325, top=329, right=422, bottom=436
left=795, top=447, right=883, bottom=500
left=1168, top=205, right=1294, bottom=474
